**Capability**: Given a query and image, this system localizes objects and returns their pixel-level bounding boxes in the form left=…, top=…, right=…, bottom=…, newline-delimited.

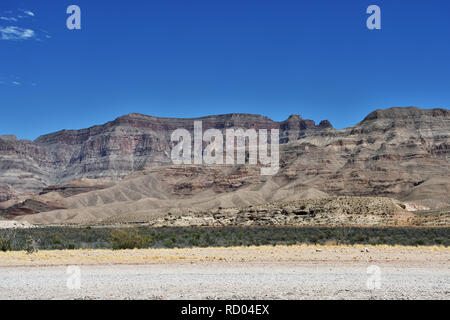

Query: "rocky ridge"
left=0, top=107, right=449, bottom=224
left=0, top=113, right=330, bottom=195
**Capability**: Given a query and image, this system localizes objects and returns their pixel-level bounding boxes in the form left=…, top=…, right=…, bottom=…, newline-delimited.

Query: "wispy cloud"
left=0, top=17, right=18, bottom=22
left=0, top=8, right=43, bottom=41
left=0, top=76, right=35, bottom=87
left=1, top=9, right=35, bottom=22
left=0, top=26, right=35, bottom=41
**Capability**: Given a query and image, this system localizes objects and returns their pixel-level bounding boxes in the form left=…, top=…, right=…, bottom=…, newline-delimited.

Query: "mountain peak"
left=361, top=107, right=449, bottom=123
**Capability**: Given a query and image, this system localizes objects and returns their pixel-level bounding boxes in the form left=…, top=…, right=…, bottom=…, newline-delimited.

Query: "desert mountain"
left=0, top=107, right=449, bottom=224
left=0, top=113, right=331, bottom=195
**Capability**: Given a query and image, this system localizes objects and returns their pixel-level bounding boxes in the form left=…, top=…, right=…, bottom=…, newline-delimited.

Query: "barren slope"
left=0, top=107, right=448, bottom=225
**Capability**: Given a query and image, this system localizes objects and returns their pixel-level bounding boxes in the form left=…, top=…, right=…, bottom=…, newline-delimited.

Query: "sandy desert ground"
left=0, top=245, right=448, bottom=300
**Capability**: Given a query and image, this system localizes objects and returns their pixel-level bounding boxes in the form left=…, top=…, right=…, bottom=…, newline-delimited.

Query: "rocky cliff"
left=0, top=106, right=449, bottom=224
left=0, top=107, right=449, bottom=217
left=278, top=107, right=450, bottom=208
left=0, top=113, right=330, bottom=195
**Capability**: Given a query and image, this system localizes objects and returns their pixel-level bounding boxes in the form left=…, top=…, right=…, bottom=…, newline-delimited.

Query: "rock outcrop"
left=0, top=113, right=330, bottom=195
left=277, top=107, right=450, bottom=207
left=0, top=106, right=449, bottom=224
left=0, top=184, right=17, bottom=202
left=1, top=199, right=66, bottom=219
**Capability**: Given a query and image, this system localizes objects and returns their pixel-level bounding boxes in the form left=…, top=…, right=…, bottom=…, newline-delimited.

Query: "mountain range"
left=0, top=106, right=448, bottom=224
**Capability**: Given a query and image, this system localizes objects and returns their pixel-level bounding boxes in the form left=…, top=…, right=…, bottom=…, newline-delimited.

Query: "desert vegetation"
left=0, top=226, right=448, bottom=251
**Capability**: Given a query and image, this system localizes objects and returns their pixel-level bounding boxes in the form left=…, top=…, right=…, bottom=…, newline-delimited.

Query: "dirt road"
left=0, top=246, right=448, bottom=299
left=0, top=262, right=448, bottom=300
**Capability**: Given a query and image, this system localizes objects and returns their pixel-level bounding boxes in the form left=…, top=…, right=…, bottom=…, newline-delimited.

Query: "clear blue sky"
left=1, top=0, right=449, bottom=140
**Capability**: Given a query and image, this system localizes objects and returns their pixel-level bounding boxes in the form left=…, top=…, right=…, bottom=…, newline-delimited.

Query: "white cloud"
left=0, top=80, right=25, bottom=86
left=0, top=17, right=18, bottom=22
left=0, top=9, right=36, bottom=24
left=0, top=75, right=36, bottom=86
left=0, top=9, right=43, bottom=41
left=0, top=26, right=36, bottom=41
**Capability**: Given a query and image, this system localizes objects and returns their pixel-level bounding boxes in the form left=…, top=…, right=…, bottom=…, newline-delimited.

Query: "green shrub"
left=0, top=230, right=15, bottom=252
left=65, top=241, right=76, bottom=250
left=0, top=238, right=13, bottom=251
left=1, top=226, right=448, bottom=251
left=110, top=228, right=152, bottom=250
left=163, top=237, right=175, bottom=248
left=51, top=235, right=63, bottom=245
left=25, top=236, right=38, bottom=254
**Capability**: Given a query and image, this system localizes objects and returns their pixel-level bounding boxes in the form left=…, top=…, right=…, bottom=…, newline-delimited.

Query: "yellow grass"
left=0, top=244, right=448, bottom=267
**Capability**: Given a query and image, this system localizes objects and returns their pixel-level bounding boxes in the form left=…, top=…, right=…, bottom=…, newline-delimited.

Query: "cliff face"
left=279, top=107, right=450, bottom=208
left=0, top=113, right=329, bottom=195
left=0, top=107, right=449, bottom=224
left=0, top=107, right=449, bottom=206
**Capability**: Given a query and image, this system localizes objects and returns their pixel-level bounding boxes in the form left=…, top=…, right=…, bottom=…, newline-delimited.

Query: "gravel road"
left=0, top=262, right=448, bottom=300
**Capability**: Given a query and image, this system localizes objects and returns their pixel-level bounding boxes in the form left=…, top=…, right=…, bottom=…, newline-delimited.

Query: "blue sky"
left=1, top=0, right=449, bottom=140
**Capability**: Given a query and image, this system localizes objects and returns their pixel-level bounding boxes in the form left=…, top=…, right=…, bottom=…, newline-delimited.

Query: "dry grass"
left=0, top=244, right=448, bottom=267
